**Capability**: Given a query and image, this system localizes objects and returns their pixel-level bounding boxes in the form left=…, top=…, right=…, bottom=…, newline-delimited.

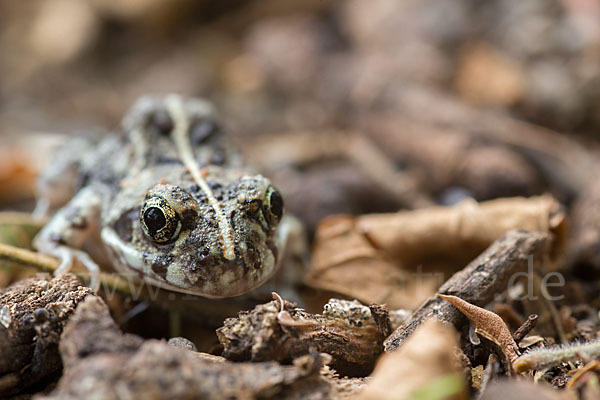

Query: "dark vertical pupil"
left=144, top=207, right=166, bottom=234
left=269, top=190, right=283, bottom=219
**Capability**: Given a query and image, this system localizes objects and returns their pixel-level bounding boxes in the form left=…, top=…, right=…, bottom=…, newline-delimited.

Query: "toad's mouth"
left=100, top=226, right=278, bottom=298
left=101, top=227, right=147, bottom=274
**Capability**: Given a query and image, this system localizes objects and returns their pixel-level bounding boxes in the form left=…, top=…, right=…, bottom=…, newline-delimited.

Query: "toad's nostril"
left=197, top=248, right=210, bottom=261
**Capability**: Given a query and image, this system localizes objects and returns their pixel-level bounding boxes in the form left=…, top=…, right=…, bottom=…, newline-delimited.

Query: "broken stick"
left=384, top=230, right=549, bottom=351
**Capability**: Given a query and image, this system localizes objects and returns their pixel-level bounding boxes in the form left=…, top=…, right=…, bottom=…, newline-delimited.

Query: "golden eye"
left=140, top=195, right=181, bottom=243
left=264, top=187, right=283, bottom=225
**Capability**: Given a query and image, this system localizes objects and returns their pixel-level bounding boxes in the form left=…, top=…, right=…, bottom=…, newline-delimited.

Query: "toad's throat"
left=165, top=94, right=236, bottom=261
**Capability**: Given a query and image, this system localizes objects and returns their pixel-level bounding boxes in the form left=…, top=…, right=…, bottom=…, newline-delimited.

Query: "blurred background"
left=3, top=0, right=600, bottom=357
left=1, top=0, right=600, bottom=232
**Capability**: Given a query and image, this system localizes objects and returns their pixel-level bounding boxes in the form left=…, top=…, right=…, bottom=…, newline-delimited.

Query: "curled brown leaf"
left=437, top=294, right=519, bottom=365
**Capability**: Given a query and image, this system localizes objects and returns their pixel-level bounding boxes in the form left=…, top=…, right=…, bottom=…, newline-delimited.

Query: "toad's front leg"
left=33, top=186, right=105, bottom=290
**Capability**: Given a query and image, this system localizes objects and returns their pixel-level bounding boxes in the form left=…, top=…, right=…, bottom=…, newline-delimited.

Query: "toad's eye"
left=140, top=195, right=181, bottom=243
left=264, top=187, right=284, bottom=225
left=148, top=109, right=174, bottom=136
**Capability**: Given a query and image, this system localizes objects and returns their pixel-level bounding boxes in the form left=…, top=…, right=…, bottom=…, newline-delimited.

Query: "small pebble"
left=0, top=305, right=11, bottom=329
left=439, top=187, right=473, bottom=206
left=168, top=337, right=198, bottom=352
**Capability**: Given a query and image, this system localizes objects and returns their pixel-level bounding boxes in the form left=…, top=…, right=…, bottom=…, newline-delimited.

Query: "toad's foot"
left=33, top=186, right=104, bottom=291
left=47, top=246, right=100, bottom=291
left=32, top=198, right=51, bottom=221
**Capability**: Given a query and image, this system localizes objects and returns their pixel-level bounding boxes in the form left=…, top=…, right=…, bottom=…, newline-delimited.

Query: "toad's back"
left=34, top=95, right=285, bottom=298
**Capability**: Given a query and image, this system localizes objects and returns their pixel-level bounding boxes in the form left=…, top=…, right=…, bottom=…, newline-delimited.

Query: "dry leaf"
left=357, top=319, right=467, bottom=400
left=518, top=335, right=545, bottom=349
left=437, top=294, right=519, bottom=365
left=480, top=380, right=576, bottom=400
left=0, top=149, right=38, bottom=206
left=567, top=360, right=600, bottom=389
left=306, top=196, right=565, bottom=309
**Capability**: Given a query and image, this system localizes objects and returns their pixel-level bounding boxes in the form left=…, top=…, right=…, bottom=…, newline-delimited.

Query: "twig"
left=567, top=360, right=600, bottom=389
left=513, top=314, right=538, bottom=343
left=0, top=242, right=273, bottom=319
left=0, top=242, right=132, bottom=294
left=0, top=242, right=59, bottom=273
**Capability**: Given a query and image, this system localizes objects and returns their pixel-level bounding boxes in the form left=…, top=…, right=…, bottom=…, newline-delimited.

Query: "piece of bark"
left=384, top=229, right=550, bottom=352
left=329, top=376, right=367, bottom=399
left=306, top=196, right=564, bottom=309
left=217, top=298, right=390, bottom=376
left=357, top=319, right=467, bottom=400
left=0, top=273, right=94, bottom=396
left=57, top=296, right=143, bottom=369
left=41, top=295, right=335, bottom=400
left=43, top=343, right=334, bottom=400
